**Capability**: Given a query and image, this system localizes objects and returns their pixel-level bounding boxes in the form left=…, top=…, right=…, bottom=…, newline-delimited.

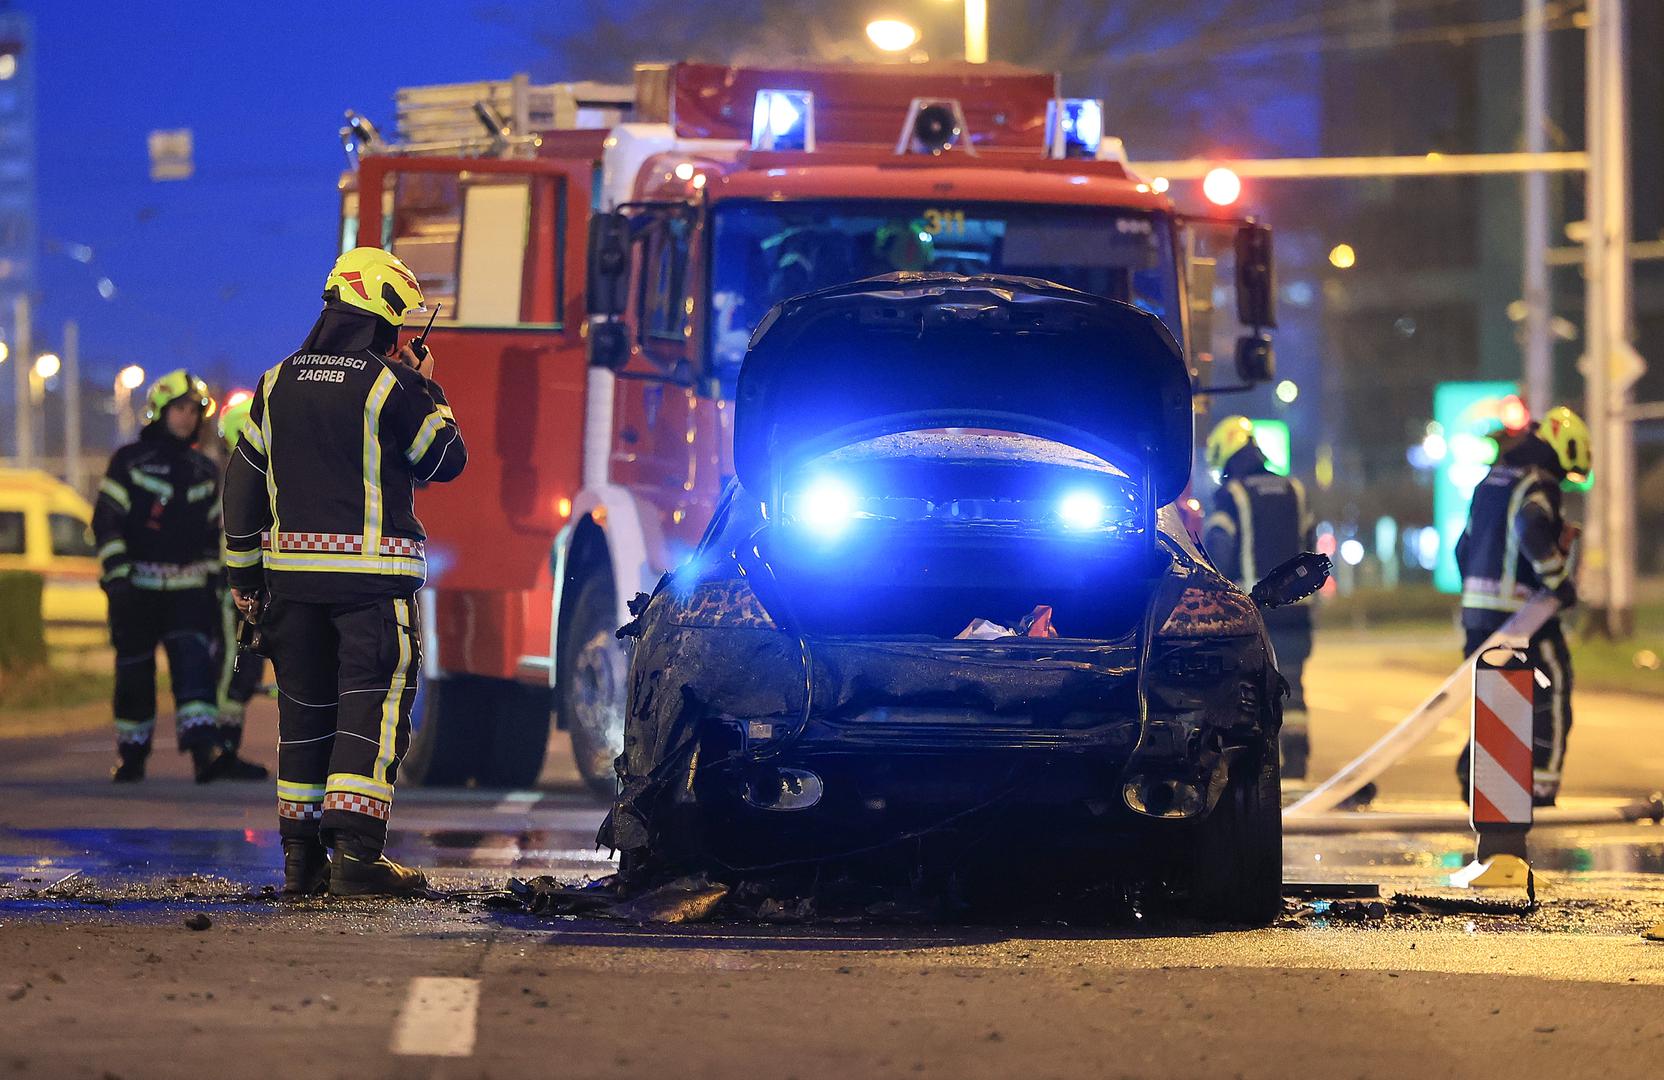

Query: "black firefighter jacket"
left=222, top=347, right=466, bottom=603
left=92, top=425, right=222, bottom=591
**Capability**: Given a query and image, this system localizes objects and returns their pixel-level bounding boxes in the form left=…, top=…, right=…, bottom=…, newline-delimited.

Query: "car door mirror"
left=586, top=211, right=630, bottom=318
left=1234, top=222, right=1276, bottom=329
left=1250, top=552, right=1330, bottom=610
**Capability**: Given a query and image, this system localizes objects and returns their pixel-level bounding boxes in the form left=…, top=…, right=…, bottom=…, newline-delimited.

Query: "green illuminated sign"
left=1432, top=381, right=1516, bottom=593
left=1249, top=419, right=1290, bottom=477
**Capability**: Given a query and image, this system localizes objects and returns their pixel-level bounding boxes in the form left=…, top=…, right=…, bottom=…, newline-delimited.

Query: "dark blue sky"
left=31, top=0, right=552, bottom=386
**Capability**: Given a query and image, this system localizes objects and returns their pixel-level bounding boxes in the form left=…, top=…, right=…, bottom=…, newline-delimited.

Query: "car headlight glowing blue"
left=1058, top=490, right=1107, bottom=530
left=796, top=477, right=858, bottom=537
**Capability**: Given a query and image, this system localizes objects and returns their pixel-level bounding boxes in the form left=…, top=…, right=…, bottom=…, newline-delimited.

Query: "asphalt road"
left=3, top=635, right=1664, bottom=1079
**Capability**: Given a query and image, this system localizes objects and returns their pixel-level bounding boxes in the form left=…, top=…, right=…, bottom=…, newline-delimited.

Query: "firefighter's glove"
left=101, top=576, right=134, bottom=611
left=1552, top=580, right=1579, bottom=611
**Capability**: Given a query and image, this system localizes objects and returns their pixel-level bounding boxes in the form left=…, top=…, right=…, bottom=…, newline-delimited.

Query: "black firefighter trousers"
left=110, top=585, right=221, bottom=756
left=263, top=594, right=421, bottom=856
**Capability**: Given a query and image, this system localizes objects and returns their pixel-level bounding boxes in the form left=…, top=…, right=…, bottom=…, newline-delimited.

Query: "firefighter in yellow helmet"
left=222, top=247, right=467, bottom=896
left=1455, top=405, right=1589, bottom=807
left=92, top=370, right=268, bottom=783
left=1202, top=416, right=1318, bottom=779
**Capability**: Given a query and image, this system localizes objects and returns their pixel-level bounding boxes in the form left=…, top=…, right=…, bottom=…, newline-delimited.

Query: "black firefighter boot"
left=330, top=844, right=429, bottom=898
left=282, top=838, right=330, bottom=896
left=190, top=741, right=270, bottom=783
left=111, top=745, right=148, bottom=783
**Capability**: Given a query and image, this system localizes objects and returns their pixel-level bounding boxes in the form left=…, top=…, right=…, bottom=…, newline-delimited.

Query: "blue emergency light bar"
left=752, top=89, right=816, bottom=152
left=1045, top=98, right=1105, bottom=160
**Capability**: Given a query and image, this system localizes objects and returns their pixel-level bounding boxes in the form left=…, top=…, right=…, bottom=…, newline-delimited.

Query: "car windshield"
left=708, top=201, right=1179, bottom=379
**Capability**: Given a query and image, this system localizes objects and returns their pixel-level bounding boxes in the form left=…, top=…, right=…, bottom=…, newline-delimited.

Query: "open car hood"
left=734, top=274, right=1193, bottom=506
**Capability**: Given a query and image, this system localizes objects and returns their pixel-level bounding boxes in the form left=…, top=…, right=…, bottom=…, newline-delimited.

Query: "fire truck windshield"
left=709, top=200, right=1179, bottom=377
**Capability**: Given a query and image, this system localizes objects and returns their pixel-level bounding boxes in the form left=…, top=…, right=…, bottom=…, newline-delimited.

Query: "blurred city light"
left=1248, top=419, right=1290, bottom=476
left=1339, top=538, right=1366, bottom=566
left=0, top=54, right=16, bottom=81
left=118, top=364, right=146, bottom=390
left=1499, top=393, right=1531, bottom=432
left=1150, top=176, right=1170, bottom=194
left=1275, top=379, right=1299, bottom=404
left=0, top=341, right=9, bottom=364
left=33, top=352, right=59, bottom=379
left=865, top=19, right=920, bottom=52
left=1328, top=243, right=1357, bottom=269
left=1201, top=167, right=1241, bottom=207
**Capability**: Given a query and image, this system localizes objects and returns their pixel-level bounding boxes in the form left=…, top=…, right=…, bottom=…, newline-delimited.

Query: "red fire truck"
left=335, top=62, right=1277, bottom=791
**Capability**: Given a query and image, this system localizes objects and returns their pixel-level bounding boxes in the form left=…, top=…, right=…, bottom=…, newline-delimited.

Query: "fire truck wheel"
left=481, top=682, right=553, bottom=789
left=401, top=677, right=483, bottom=787
left=560, top=569, right=626, bottom=798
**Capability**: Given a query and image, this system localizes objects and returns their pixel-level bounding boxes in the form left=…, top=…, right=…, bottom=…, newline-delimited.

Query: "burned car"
left=600, top=275, right=1324, bottom=924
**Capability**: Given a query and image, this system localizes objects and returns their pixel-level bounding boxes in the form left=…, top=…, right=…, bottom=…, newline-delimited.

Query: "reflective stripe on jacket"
left=1457, top=462, right=1568, bottom=615
left=222, top=348, right=466, bottom=602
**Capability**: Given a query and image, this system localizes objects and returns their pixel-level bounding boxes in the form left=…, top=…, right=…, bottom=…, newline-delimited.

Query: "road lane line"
left=493, top=790, right=543, bottom=814
left=389, top=977, right=479, bottom=1057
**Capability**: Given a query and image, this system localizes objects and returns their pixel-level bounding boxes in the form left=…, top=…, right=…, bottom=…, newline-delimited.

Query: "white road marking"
left=389, top=977, right=479, bottom=1058
left=493, top=790, right=543, bottom=814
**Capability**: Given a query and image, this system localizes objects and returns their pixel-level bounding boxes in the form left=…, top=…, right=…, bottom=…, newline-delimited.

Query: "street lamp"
left=866, top=18, right=921, bottom=53
left=34, top=352, right=60, bottom=380
left=115, top=365, right=147, bottom=442
left=1201, top=167, right=1242, bottom=207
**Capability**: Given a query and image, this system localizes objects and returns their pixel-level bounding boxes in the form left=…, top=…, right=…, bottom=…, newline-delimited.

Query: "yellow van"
left=0, top=468, right=106, bottom=625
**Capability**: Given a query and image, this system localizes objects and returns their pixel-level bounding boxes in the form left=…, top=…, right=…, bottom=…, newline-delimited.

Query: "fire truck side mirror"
left=1234, top=223, right=1276, bottom=330
left=589, top=320, right=629, bottom=371
left=586, top=212, right=631, bottom=318
left=1233, top=333, right=1275, bottom=384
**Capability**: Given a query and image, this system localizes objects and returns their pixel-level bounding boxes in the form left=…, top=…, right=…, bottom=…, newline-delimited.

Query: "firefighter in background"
left=1455, top=405, right=1588, bottom=806
left=93, top=371, right=269, bottom=783
left=1203, top=416, right=1317, bottom=779
left=223, top=247, right=467, bottom=896
left=215, top=392, right=265, bottom=739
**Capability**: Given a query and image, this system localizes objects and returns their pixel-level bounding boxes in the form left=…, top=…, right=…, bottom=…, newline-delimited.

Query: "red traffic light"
left=1499, top=394, right=1530, bottom=433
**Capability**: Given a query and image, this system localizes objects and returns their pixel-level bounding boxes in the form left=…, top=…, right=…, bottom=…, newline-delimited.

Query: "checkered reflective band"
left=177, top=705, right=219, bottom=732
left=323, top=791, right=391, bottom=821
left=115, top=719, right=155, bottom=746
left=261, top=531, right=424, bottom=557
left=277, top=799, right=324, bottom=822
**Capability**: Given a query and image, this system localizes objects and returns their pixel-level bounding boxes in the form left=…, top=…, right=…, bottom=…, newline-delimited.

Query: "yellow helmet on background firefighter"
left=324, top=247, right=425, bottom=327
left=1205, top=415, right=1257, bottom=473
left=1537, top=405, right=1591, bottom=482
left=217, top=388, right=255, bottom=448
left=143, top=369, right=216, bottom=424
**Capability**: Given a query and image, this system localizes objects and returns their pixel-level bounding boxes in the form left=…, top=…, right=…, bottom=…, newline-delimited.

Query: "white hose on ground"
left=1285, top=593, right=1562, bottom=818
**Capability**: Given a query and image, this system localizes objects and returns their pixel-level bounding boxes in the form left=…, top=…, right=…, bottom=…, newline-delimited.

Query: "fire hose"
left=1285, top=593, right=1562, bottom=818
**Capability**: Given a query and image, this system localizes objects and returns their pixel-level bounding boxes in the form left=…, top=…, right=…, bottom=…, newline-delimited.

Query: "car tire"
left=479, top=681, right=553, bottom=790
left=401, top=676, right=481, bottom=787
left=559, top=564, right=627, bottom=799
left=1177, top=742, right=1283, bottom=925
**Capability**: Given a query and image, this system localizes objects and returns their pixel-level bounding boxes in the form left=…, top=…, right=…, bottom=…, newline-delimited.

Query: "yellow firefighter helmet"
left=1205, top=415, right=1257, bottom=473
left=217, top=388, right=255, bottom=448
left=143, top=369, right=216, bottom=424
left=324, top=246, right=425, bottom=327
left=1538, top=405, right=1591, bottom=482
